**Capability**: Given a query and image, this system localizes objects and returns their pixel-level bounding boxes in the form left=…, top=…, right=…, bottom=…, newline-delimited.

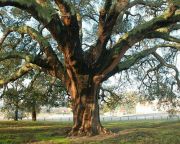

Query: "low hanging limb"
left=0, top=63, right=39, bottom=87
left=0, top=25, right=66, bottom=80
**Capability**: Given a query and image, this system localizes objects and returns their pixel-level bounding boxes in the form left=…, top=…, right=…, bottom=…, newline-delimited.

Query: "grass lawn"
left=0, top=120, right=179, bottom=144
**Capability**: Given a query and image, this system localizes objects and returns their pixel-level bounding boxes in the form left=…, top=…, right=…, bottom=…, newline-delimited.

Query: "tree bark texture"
left=67, top=74, right=109, bottom=136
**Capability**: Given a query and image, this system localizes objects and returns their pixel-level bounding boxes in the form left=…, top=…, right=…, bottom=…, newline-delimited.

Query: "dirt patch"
left=69, top=133, right=120, bottom=144
left=48, top=127, right=71, bottom=136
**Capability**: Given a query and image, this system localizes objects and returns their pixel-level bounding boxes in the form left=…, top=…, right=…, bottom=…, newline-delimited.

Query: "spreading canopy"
left=0, top=0, right=179, bottom=87
left=0, top=0, right=180, bottom=136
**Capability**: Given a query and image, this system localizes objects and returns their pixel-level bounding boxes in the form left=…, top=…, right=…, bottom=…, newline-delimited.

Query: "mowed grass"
left=0, top=120, right=179, bottom=144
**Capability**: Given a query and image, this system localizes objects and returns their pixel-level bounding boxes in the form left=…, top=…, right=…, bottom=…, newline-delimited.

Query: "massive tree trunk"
left=67, top=75, right=108, bottom=136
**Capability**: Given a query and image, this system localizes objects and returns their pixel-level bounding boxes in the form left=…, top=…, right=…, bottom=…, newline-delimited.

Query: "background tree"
left=23, top=72, right=68, bottom=121
left=1, top=80, right=25, bottom=121
left=0, top=71, right=68, bottom=121
left=100, top=86, right=139, bottom=114
left=0, top=0, right=179, bottom=136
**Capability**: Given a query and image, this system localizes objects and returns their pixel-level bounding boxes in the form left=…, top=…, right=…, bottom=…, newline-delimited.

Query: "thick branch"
left=113, top=9, right=180, bottom=55
left=98, top=0, right=113, bottom=37
left=0, top=51, right=49, bottom=69
left=148, top=24, right=180, bottom=43
left=54, top=1, right=85, bottom=74
left=0, top=51, right=33, bottom=62
left=155, top=24, right=180, bottom=32
left=55, top=0, right=72, bottom=15
left=103, top=43, right=180, bottom=81
left=90, top=0, right=129, bottom=66
left=99, top=9, right=180, bottom=79
left=104, top=0, right=112, bottom=13
left=0, top=63, right=36, bottom=87
left=103, top=47, right=156, bottom=81
left=148, top=31, right=180, bottom=43
left=0, top=0, right=55, bottom=23
left=0, top=0, right=65, bottom=45
left=161, top=43, right=180, bottom=50
left=54, top=0, right=79, bottom=32
left=0, top=25, right=66, bottom=80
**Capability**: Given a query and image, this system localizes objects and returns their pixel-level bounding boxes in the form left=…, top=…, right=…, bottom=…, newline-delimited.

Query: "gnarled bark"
left=67, top=75, right=109, bottom=136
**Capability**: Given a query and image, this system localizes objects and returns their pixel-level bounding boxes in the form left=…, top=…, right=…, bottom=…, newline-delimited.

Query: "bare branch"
left=153, top=52, right=180, bottom=89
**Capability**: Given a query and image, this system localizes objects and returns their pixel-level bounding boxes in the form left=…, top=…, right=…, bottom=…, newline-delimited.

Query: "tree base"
left=68, top=126, right=111, bottom=137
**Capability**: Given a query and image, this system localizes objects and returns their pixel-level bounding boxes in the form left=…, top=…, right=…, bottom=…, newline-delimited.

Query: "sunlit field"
left=0, top=120, right=179, bottom=144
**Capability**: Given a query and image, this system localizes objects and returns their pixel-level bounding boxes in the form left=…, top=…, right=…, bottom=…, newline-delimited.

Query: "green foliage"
left=167, top=109, right=180, bottom=117
left=1, top=80, right=26, bottom=120
left=100, top=90, right=139, bottom=114
left=0, top=71, right=68, bottom=120
left=23, top=73, right=68, bottom=113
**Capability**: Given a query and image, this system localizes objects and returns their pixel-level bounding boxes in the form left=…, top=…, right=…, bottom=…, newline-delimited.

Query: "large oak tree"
left=0, top=0, right=180, bottom=136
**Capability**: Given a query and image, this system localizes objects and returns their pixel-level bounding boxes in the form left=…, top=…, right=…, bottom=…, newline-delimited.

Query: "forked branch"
left=99, top=8, right=180, bottom=79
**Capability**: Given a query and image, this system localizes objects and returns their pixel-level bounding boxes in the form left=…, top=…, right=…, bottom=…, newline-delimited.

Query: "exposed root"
left=68, top=126, right=112, bottom=137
